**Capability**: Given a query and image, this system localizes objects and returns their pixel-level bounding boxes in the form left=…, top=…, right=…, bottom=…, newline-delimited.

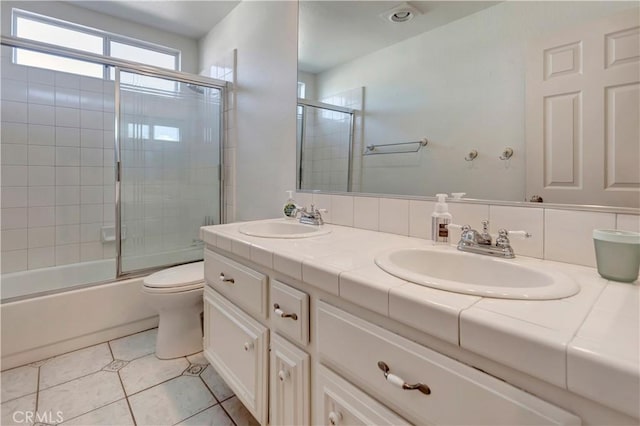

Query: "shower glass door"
left=117, top=69, right=222, bottom=275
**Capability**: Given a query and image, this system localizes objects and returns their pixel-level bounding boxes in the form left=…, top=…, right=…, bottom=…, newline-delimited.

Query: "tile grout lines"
left=3, top=328, right=239, bottom=426
left=111, top=340, right=138, bottom=426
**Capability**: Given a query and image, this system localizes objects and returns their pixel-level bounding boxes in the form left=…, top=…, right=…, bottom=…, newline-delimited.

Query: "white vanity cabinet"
left=203, top=287, right=269, bottom=424
left=203, top=248, right=311, bottom=425
left=202, top=243, right=581, bottom=426
left=317, top=302, right=581, bottom=426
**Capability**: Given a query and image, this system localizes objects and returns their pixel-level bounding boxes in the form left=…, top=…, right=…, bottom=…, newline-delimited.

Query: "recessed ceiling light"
left=380, top=2, right=422, bottom=24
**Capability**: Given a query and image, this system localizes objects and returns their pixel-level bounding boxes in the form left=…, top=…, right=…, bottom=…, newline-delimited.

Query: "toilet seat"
left=143, top=261, right=204, bottom=293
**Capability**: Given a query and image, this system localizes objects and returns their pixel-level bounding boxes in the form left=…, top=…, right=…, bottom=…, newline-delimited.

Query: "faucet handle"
left=446, top=224, right=467, bottom=231
left=496, top=228, right=531, bottom=248
left=481, top=220, right=489, bottom=232
left=501, top=229, right=532, bottom=239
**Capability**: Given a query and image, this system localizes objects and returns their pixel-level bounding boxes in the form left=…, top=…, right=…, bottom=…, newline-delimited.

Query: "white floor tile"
left=128, top=376, right=215, bottom=426
left=38, top=371, right=124, bottom=422
left=1, top=365, right=38, bottom=403
left=39, top=343, right=113, bottom=390
left=176, top=405, right=233, bottom=426
left=222, top=396, right=259, bottom=426
left=109, top=329, right=158, bottom=361
left=119, top=354, right=189, bottom=396
left=186, top=352, right=208, bottom=366
left=61, top=399, right=134, bottom=425
left=201, top=365, right=234, bottom=402
left=1, top=393, right=36, bottom=426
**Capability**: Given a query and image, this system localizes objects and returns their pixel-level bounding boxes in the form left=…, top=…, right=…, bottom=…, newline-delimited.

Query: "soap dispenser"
left=283, top=190, right=297, bottom=219
left=432, top=193, right=452, bottom=244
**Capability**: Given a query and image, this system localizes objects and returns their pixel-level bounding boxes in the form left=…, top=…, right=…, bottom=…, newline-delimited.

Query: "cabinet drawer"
left=205, top=248, right=267, bottom=319
left=317, top=302, right=580, bottom=426
left=203, top=288, right=268, bottom=425
left=315, top=364, right=410, bottom=426
left=270, top=280, right=309, bottom=345
left=269, top=333, right=310, bottom=426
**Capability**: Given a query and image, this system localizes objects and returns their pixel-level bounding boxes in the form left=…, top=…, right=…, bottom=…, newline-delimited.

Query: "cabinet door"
left=269, top=334, right=310, bottom=426
left=315, top=364, right=411, bottom=426
left=204, top=287, right=268, bottom=424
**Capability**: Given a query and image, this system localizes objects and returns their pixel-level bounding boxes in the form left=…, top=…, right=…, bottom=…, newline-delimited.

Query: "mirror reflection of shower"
left=297, top=98, right=356, bottom=193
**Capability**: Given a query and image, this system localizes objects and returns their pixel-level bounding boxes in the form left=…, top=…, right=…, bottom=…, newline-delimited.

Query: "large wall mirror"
left=297, top=1, right=639, bottom=208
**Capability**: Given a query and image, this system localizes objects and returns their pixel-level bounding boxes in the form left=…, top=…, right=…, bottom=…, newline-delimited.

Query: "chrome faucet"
left=294, top=204, right=327, bottom=226
left=450, top=220, right=531, bottom=259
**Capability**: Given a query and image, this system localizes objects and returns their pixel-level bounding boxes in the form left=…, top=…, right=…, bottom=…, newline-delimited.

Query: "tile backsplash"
left=296, top=192, right=640, bottom=268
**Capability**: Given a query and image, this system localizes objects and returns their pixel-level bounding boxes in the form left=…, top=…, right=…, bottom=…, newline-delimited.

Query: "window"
left=12, top=9, right=180, bottom=78
left=126, top=123, right=180, bottom=142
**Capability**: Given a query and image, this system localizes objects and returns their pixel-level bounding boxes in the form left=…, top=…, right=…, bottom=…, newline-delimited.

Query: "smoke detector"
left=380, top=2, right=422, bottom=23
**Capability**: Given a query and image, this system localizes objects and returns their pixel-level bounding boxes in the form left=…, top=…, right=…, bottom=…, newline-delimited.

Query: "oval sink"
left=375, top=247, right=579, bottom=300
left=239, top=220, right=331, bottom=239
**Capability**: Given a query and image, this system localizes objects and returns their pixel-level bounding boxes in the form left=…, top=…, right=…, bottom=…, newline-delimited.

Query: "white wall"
left=198, top=1, right=298, bottom=221
left=314, top=1, right=637, bottom=201
left=1, top=1, right=199, bottom=73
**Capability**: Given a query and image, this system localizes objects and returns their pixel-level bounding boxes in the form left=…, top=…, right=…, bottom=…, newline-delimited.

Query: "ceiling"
left=67, top=1, right=498, bottom=70
left=299, top=1, right=499, bottom=74
left=67, top=1, right=240, bottom=39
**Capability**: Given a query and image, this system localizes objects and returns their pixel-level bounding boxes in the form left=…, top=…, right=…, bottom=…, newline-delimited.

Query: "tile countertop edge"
left=200, top=220, right=640, bottom=418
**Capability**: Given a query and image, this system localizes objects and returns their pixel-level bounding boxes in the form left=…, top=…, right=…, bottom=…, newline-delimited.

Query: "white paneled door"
left=526, top=8, right=640, bottom=207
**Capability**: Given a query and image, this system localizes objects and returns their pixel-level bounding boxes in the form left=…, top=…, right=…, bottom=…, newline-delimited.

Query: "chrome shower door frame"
left=114, top=67, right=227, bottom=279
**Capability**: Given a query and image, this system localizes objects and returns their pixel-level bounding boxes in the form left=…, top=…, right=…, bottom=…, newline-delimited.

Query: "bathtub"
left=1, top=246, right=203, bottom=302
left=0, top=246, right=202, bottom=369
left=1, top=259, right=117, bottom=302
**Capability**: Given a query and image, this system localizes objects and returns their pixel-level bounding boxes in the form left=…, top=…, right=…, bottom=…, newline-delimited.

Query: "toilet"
left=142, top=261, right=205, bottom=359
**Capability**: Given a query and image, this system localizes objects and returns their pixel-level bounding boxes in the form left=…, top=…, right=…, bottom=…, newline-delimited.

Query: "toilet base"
left=155, top=303, right=203, bottom=359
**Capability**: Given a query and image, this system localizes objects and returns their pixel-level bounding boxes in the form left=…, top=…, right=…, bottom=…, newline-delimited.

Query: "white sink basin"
left=238, top=220, right=331, bottom=239
left=375, top=246, right=579, bottom=300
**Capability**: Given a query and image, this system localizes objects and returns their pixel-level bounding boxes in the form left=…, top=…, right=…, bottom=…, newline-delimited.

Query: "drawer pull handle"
left=377, top=361, right=431, bottom=395
left=273, top=303, right=298, bottom=320
left=244, top=342, right=253, bottom=351
left=278, top=369, right=289, bottom=382
left=219, top=273, right=235, bottom=284
left=328, top=411, right=342, bottom=426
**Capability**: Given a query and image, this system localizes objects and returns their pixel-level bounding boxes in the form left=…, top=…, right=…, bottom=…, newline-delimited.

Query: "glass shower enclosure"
left=116, top=70, right=222, bottom=275
left=0, top=36, right=226, bottom=301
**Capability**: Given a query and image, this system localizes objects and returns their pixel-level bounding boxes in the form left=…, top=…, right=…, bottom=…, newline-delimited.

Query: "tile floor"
left=1, top=328, right=259, bottom=426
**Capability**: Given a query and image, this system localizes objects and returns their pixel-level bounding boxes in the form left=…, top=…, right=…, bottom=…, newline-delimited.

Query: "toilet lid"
left=144, top=261, right=204, bottom=289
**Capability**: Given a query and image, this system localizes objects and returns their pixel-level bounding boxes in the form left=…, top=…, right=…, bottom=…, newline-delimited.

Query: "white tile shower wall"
left=1, top=62, right=116, bottom=273
left=307, top=192, right=638, bottom=268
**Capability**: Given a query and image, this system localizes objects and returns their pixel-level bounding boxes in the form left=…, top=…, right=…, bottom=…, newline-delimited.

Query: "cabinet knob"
left=219, top=273, right=235, bottom=284
left=278, top=369, right=289, bottom=382
left=377, top=361, right=431, bottom=395
left=243, top=342, right=253, bottom=351
left=273, top=303, right=298, bottom=320
left=328, top=411, right=342, bottom=426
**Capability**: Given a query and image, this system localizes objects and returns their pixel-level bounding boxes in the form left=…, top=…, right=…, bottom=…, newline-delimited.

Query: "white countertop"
left=200, top=219, right=640, bottom=419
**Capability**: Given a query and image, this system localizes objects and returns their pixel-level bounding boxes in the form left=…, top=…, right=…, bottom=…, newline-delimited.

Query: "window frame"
left=11, top=8, right=181, bottom=78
